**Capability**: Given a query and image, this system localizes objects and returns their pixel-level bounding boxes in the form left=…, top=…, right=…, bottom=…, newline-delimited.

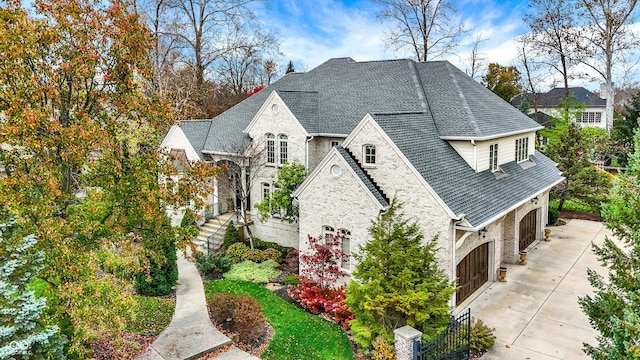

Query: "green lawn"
left=204, top=279, right=354, bottom=360
left=550, top=198, right=601, bottom=215
left=126, top=295, right=174, bottom=336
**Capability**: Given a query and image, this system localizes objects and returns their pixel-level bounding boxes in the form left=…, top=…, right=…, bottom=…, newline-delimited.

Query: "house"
left=161, top=58, right=564, bottom=307
left=512, top=87, right=607, bottom=129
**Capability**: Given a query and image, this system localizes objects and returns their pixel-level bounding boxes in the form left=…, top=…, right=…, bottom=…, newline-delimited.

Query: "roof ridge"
left=336, top=146, right=390, bottom=206
left=445, top=61, right=482, bottom=137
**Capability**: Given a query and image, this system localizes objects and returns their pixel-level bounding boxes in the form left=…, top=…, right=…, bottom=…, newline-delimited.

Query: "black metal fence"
left=414, top=308, right=471, bottom=360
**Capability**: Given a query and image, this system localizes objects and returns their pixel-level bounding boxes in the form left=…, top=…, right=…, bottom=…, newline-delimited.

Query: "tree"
left=576, top=0, right=640, bottom=133
left=346, top=199, right=456, bottom=348
left=579, top=128, right=640, bottom=359
left=523, top=0, right=581, bottom=104
left=612, top=91, right=640, bottom=166
left=463, top=34, right=488, bottom=81
left=285, top=60, right=296, bottom=74
left=374, top=0, right=471, bottom=61
left=255, top=160, right=307, bottom=222
left=544, top=113, right=611, bottom=212
left=0, top=0, right=218, bottom=355
left=516, top=34, right=546, bottom=123
left=481, top=63, right=523, bottom=102
left=0, top=216, right=64, bottom=359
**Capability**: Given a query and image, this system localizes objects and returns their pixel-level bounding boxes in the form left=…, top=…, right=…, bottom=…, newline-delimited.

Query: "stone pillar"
left=394, top=325, right=422, bottom=360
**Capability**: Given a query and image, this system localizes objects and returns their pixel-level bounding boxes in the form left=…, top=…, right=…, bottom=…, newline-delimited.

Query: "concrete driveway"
left=460, top=219, right=610, bottom=359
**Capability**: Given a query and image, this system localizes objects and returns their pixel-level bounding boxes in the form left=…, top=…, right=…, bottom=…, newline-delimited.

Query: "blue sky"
left=257, top=0, right=531, bottom=75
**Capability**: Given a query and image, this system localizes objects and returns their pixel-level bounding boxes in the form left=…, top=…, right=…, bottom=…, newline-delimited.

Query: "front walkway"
left=135, top=252, right=259, bottom=360
left=462, top=219, right=609, bottom=359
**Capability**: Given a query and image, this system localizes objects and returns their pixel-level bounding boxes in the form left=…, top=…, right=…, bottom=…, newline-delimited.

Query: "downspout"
left=471, top=140, right=477, bottom=171
left=305, top=136, right=314, bottom=169
left=451, top=214, right=466, bottom=309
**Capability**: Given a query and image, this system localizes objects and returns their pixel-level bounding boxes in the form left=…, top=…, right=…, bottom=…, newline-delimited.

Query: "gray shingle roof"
left=335, top=146, right=390, bottom=209
left=512, top=87, right=606, bottom=107
left=196, top=57, right=541, bottom=154
left=177, top=120, right=212, bottom=159
left=372, top=112, right=564, bottom=227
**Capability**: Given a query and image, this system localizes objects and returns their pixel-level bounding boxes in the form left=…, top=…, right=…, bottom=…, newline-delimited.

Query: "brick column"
left=394, top=325, right=422, bottom=360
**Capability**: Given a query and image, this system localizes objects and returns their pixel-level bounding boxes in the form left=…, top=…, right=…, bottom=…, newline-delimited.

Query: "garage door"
left=519, top=209, right=537, bottom=251
left=456, top=242, right=489, bottom=305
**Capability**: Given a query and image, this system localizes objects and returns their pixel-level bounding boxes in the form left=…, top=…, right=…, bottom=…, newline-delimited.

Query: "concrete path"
left=460, top=219, right=610, bottom=359
left=135, top=252, right=259, bottom=360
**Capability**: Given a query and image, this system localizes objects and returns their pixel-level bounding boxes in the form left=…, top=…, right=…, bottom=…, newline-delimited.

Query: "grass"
left=126, top=295, right=175, bottom=336
left=205, top=279, right=354, bottom=360
left=550, top=198, right=600, bottom=214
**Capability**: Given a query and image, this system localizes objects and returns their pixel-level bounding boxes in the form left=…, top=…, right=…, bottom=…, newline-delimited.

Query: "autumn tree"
left=374, top=0, right=471, bottom=61
left=346, top=199, right=456, bottom=348
left=576, top=0, right=640, bottom=133
left=482, top=63, right=523, bottom=102
left=579, top=128, right=640, bottom=359
left=0, top=0, right=217, bottom=356
left=523, top=0, right=581, bottom=104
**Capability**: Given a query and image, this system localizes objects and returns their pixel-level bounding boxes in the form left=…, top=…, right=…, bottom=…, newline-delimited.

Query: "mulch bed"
left=558, top=209, right=604, bottom=222
left=87, top=331, right=155, bottom=360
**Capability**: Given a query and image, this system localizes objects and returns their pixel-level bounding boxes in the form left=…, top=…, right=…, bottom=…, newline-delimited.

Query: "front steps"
left=195, top=212, right=234, bottom=253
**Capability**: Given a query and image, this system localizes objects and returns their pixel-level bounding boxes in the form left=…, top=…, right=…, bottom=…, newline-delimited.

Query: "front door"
left=456, top=242, right=489, bottom=305
left=519, top=209, right=537, bottom=251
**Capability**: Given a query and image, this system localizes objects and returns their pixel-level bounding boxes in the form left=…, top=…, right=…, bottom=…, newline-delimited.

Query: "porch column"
left=213, top=177, right=219, bottom=217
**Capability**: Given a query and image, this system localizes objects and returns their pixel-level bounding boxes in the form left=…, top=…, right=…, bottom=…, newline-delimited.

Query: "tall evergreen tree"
left=612, top=92, right=640, bottom=167
left=579, top=128, right=640, bottom=359
left=346, top=199, right=456, bottom=348
left=285, top=60, right=296, bottom=74
left=0, top=216, right=65, bottom=359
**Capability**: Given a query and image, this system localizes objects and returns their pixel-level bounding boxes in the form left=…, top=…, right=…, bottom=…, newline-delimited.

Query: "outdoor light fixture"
left=478, top=227, right=487, bottom=238
left=531, top=196, right=539, bottom=204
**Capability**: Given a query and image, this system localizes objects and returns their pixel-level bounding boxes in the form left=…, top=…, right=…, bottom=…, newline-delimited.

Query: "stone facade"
left=394, top=326, right=422, bottom=360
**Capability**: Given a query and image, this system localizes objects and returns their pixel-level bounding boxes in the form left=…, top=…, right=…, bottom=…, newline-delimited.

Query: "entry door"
left=519, top=209, right=537, bottom=251
left=456, top=242, right=489, bottom=305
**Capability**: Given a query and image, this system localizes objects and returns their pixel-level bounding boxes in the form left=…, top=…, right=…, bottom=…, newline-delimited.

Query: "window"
left=577, top=112, right=602, bottom=124
left=266, top=134, right=275, bottom=165
left=330, top=140, right=340, bottom=148
left=489, top=143, right=498, bottom=172
left=338, top=229, right=351, bottom=270
left=364, top=145, right=376, bottom=165
left=515, top=137, right=529, bottom=163
left=323, top=225, right=335, bottom=242
left=279, top=134, right=288, bottom=165
left=262, top=182, right=270, bottom=201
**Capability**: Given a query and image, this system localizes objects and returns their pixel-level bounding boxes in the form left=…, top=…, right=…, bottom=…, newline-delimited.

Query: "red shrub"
left=288, top=278, right=353, bottom=330
left=234, top=296, right=267, bottom=345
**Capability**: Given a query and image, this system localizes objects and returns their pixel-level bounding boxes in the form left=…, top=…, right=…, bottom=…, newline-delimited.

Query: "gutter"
left=305, top=136, right=314, bottom=169
left=450, top=213, right=466, bottom=308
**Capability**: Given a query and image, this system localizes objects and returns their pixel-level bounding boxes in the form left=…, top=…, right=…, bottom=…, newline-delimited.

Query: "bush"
left=223, top=260, right=282, bottom=283
left=262, top=248, right=281, bottom=262
left=135, top=239, right=178, bottom=296
left=226, top=242, right=249, bottom=263
left=234, top=295, right=267, bottom=344
left=195, top=252, right=232, bottom=278
left=283, top=248, right=299, bottom=275
left=243, top=248, right=267, bottom=263
left=180, top=210, right=197, bottom=228
left=548, top=206, right=559, bottom=225
left=372, top=336, right=395, bottom=360
left=223, top=222, right=242, bottom=248
left=288, top=278, right=353, bottom=330
left=208, top=293, right=238, bottom=329
left=285, top=274, right=301, bottom=285
left=470, top=318, right=496, bottom=352
left=251, top=238, right=292, bottom=261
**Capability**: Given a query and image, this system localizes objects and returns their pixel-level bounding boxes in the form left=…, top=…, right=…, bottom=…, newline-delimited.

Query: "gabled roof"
left=293, top=145, right=390, bottom=210
left=190, top=57, right=542, bottom=154
left=371, top=112, right=564, bottom=227
left=512, top=87, right=606, bottom=108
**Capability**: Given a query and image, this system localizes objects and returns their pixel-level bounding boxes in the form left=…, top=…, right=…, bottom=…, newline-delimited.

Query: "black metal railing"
left=414, top=309, right=471, bottom=360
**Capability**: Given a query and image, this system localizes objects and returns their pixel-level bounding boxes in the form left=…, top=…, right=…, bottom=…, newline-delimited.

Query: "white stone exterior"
left=159, top=125, right=201, bottom=162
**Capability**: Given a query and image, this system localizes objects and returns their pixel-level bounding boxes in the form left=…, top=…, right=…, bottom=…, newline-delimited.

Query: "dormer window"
left=364, top=144, right=376, bottom=165
left=278, top=134, right=288, bottom=165
left=266, top=133, right=275, bottom=165
left=515, top=137, right=528, bottom=163
left=489, top=143, right=498, bottom=172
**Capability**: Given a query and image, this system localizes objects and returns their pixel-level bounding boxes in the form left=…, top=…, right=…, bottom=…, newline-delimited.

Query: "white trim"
left=159, top=124, right=201, bottom=162
left=343, top=114, right=461, bottom=220
left=243, top=90, right=309, bottom=137
left=440, top=126, right=543, bottom=141
left=308, top=133, right=348, bottom=137
left=292, top=148, right=388, bottom=211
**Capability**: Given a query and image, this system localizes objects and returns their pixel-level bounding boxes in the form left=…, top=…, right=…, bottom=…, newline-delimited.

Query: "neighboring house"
left=512, top=87, right=607, bottom=129
left=161, top=58, right=564, bottom=307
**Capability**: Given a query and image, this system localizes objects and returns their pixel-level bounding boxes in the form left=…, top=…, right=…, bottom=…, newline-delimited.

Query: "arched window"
left=363, top=144, right=376, bottom=165
left=265, top=133, right=275, bottom=165
left=322, top=225, right=335, bottom=242
left=262, top=182, right=271, bottom=201
left=278, top=134, right=288, bottom=165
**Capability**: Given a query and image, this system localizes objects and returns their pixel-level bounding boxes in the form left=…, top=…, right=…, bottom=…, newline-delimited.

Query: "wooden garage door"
left=456, top=242, right=489, bottom=305
left=519, top=209, right=537, bottom=251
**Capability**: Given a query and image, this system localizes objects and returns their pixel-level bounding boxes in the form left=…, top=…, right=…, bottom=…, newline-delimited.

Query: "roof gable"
left=244, top=91, right=309, bottom=137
